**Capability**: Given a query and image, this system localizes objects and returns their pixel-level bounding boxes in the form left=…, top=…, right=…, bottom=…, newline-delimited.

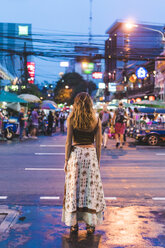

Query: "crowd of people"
left=0, top=107, right=69, bottom=141
left=0, top=102, right=164, bottom=144
left=99, top=103, right=165, bottom=149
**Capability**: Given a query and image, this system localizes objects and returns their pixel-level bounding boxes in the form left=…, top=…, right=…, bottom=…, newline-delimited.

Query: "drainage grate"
left=0, top=209, right=19, bottom=233
left=0, top=214, right=7, bottom=225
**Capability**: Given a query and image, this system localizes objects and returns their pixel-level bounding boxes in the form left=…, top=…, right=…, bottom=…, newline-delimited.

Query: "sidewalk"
left=0, top=205, right=165, bottom=248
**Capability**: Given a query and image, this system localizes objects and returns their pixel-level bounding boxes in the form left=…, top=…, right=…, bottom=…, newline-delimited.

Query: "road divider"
left=35, top=153, right=65, bottom=156
left=152, top=197, right=165, bottom=201
left=104, top=197, right=117, bottom=200
left=40, top=145, right=65, bottom=147
left=0, top=196, right=7, bottom=200
left=25, top=168, right=64, bottom=171
left=40, top=196, right=60, bottom=200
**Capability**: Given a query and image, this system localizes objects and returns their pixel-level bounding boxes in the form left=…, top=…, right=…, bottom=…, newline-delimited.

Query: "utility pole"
left=23, top=42, right=29, bottom=86
left=89, top=0, right=93, bottom=45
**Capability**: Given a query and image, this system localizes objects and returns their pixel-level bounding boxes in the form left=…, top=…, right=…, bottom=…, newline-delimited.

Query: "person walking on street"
left=99, top=104, right=111, bottom=148
left=112, top=102, right=128, bottom=149
left=0, top=109, right=4, bottom=135
left=47, top=111, right=54, bottom=135
left=59, top=110, right=65, bottom=133
left=62, top=92, right=106, bottom=234
left=18, top=107, right=26, bottom=141
left=31, top=107, right=39, bottom=139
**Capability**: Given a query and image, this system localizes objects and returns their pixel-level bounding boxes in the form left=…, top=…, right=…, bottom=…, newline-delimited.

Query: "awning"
left=0, top=91, right=27, bottom=103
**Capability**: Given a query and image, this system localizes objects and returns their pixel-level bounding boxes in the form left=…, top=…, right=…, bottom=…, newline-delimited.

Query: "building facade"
left=105, top=20, right=164, bottom=100
left=0, top=22, right=33, bottom=85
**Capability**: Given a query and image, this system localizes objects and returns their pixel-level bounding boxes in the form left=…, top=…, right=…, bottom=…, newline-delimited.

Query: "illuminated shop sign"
left=18, top=26, right=29, bottom=36
left=82, top=62, right=94, bottom=74
left=136, top=67, right=148, bottom=79
left=108, top=83, right=116, bottom=92
left=98, top=83, right=105, bottom=89
left=27, top=62, right=35, bottom=84
left=92, top=72, right=102, bottom=79
left=60, top=62, right=69, bottom=67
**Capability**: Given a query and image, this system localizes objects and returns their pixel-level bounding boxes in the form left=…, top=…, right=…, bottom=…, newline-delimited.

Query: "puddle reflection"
left=62, top=232, right=102, bottom=248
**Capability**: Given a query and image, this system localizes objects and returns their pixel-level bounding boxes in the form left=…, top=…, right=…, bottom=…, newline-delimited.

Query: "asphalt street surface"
left=0, top=133, right=165, bottom=247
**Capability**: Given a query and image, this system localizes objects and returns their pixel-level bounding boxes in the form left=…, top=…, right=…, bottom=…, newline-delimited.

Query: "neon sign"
left=136, top=67, right=148, bottom=79
left=82, top=62, right=94, bottom=74
left=27, top=62, right=35, bottom=84
left=92, top=72, right=102, bottom=79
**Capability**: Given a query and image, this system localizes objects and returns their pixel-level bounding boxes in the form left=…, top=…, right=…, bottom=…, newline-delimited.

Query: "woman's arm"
left=95, top=118, right=102, bottom=166
left=65, top=117, right=73, bottom=164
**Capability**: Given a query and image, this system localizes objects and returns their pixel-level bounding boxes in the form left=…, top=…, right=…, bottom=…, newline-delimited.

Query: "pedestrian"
left=0, top=109, right=4, bottom=135
left=55, top=111, right=59, bottom=128
left=128, top=107, right=133, bottom=127
left=112, top=102, right=128, bottom=148
left=18, top=107, right=26, bottom=141
left=47, top=111, right=54, bottom=135
left=62, top=92, right=106, bottom=234
left=59, top=110, right=65, bottom=133
left=99, top=104, right=111, bottom=148
left=30, top=107, right=39, bottom=139
left=25, top=110, right=32, bottom=137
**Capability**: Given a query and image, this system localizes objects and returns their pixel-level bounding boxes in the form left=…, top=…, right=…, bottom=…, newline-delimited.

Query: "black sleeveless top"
left=73, top=121, right=99, bottom=145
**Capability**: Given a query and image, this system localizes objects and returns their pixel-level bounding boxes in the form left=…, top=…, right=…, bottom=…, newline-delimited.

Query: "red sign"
left=27, top=62, right=35, bottom=84
left=92, top=72, right=102, bottom=79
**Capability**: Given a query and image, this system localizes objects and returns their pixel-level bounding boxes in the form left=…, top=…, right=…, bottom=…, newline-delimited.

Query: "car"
left=134, top=122, right=165, bottom=146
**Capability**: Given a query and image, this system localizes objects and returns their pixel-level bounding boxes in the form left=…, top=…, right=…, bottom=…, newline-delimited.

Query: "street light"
left=125, top=22, right=165, bottom=43
left=125, top=22, right=165, bottom=100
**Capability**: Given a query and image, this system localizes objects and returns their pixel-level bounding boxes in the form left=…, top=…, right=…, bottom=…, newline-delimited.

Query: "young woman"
left=62, top=92, right=106, bottom=234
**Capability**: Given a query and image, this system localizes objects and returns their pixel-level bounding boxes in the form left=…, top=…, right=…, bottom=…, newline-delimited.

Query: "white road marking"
left=156, top=153, right=165, bottom=156
left=0, top=196, right=7, bottom=200
left=25, top=168, right=64, bottom=171
left=40, top=145, right=65, bottom=147
left=35, top=153, right=65, bottom=156
left=152, top=197, right=165, bottom=201
left=40, top=196, right=60, bottom=200
left=104, top=197, right=117, bottom=200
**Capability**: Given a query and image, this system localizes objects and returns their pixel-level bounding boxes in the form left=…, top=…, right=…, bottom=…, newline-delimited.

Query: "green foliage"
left=18, top=84, right=43, bottom=98
left=54, top=72, right=96, bottom=105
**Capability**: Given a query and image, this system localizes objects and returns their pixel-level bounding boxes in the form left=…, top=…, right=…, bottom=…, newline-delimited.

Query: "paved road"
left=0, top=133, right=165, bottom=207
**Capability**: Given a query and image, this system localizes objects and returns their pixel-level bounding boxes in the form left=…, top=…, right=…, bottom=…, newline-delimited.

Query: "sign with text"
left=82, top=62, right=94, bottom=74
left=92, top=72, right=103, bottom=79
left=136, top=67, right=148, bottom=79
left=18, top=26, right=29, bottom=36
left=27, top=62, right=35, bottom=84
left=108, top=83, right=116, bottom=92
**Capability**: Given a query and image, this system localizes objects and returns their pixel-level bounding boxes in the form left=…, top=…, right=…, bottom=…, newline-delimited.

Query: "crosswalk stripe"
left=25, top=168, right=63, bottom=171
left=35, top=153, right=65, bottom=155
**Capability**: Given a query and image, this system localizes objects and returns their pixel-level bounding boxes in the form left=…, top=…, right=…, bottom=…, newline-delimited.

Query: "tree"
left=54, top=72, right=96, bottom=105
left=17, top=83, right=43, bottom=98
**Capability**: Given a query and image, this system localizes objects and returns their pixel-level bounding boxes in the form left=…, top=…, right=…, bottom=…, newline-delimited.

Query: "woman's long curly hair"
left=70, top=92, right=97, bottom=130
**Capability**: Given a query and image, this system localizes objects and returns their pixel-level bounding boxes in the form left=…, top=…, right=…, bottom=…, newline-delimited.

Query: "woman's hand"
left=64, top=161, right=68, bottom=173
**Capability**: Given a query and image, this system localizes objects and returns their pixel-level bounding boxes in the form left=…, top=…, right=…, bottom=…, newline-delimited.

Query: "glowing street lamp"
left=125, top=22, right=165, bottom=43
left=125, top=23, right=138, bottom=30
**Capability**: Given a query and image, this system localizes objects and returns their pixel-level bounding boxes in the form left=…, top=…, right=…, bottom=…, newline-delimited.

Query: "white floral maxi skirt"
left=62, top=146, right=106, bottom=227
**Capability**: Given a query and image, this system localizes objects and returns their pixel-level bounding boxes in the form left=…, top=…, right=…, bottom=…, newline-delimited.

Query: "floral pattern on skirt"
left=62, top=146, right=106, bottom=226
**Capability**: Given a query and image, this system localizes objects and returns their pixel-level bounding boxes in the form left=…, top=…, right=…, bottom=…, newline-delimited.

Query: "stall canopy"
left=18, top=94, right=40, bottom=103
left=41, top=102, right=56, bottom=110
left=0, top=91, right=27, bottom=103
